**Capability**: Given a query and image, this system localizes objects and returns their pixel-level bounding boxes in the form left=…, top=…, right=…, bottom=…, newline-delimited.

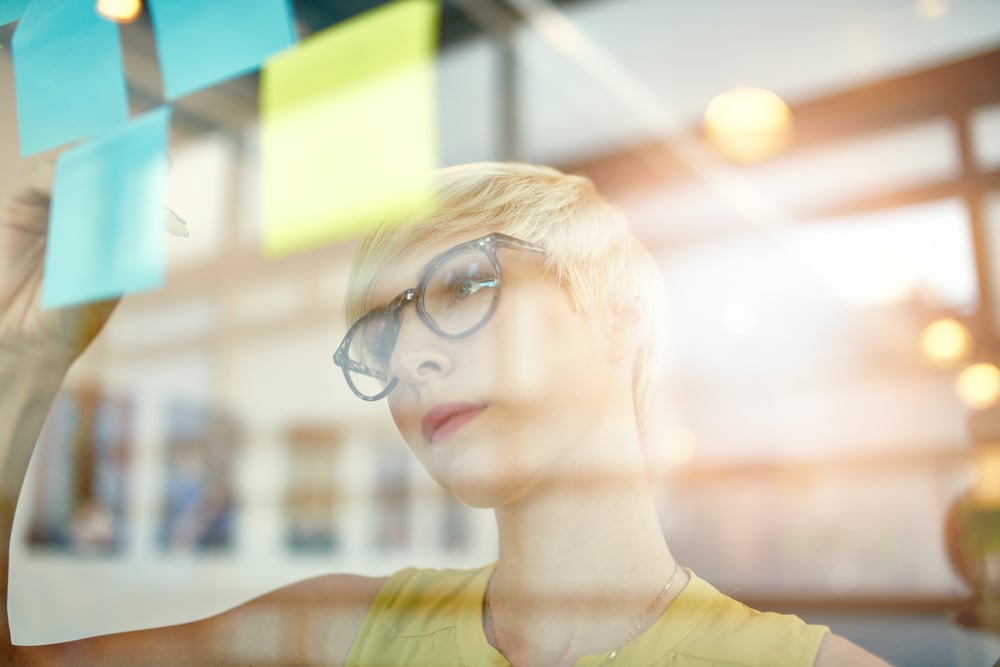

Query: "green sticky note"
left=260, top=0, right=439, bottom=256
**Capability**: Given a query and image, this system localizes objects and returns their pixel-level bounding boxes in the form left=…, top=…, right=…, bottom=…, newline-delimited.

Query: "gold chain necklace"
left=484, top=563, right=681, bottom=665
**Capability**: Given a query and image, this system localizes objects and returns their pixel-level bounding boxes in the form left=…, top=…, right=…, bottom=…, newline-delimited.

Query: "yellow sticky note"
left=260, top=0, right=440, bottom=256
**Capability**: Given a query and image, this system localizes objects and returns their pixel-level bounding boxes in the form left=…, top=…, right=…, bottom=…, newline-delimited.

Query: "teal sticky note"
left=147, top=0, right=296, bottom=99
left=12, top=0, right=129, bottom=156
left=0, top=0, right=31, bottom=26
left=42, top=107, right=172, bottom=309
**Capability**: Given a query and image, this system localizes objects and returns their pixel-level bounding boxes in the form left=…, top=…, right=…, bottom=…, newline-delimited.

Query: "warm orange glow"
left=956, top=362, right=1000, bottom=409
left=974, top=444, right=1000, bottom=506
left=662, top=426, right=697, bottom=464
left=703, top=87, right=793, bottom=162
left=921, top=318, right=972, bottom=367
left=916, top=0, right=949, bottom=21
left=96, top=0, right=142, bottom=23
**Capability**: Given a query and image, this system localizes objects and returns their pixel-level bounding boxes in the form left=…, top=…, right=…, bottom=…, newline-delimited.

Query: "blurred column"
left=454, top=0, right=521, bottom=160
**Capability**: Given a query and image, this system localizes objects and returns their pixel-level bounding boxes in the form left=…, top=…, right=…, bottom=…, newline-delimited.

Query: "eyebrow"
left=358, top=240, right=465, bottom=315
left=360, top=263, right=420, bottom=315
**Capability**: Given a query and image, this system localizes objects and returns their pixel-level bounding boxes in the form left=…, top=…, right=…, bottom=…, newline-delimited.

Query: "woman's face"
left=365, top=232, right=630, bottom=508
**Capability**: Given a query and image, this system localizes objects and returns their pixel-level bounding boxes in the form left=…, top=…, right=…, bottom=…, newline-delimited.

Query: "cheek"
left=387, top=391, right=421, bottom=445
left=488, top=288, right=569, bottom=398
left=493, top=288, right=601, bottom=400
left=503, top=305, right=549, bottom=397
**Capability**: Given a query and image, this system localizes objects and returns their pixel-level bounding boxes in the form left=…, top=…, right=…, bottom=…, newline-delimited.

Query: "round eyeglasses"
left=334, top=233, right=546, bottom=401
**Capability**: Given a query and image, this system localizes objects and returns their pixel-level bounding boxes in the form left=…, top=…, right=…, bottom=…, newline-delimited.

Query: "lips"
left=421, top=402, right=487, bottom=444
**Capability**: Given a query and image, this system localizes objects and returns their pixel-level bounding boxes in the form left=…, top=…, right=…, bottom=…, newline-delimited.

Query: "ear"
left=604, top=304, right=647, bottom=363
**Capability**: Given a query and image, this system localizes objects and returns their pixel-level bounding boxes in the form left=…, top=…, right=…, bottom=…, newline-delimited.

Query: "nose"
left=390, top=308, right=453, bottom=386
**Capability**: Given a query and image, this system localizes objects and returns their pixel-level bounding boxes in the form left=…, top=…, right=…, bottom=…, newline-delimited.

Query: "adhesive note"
left=42, top=107, right=172, bottom=309
left=147, top=0, right=296, bottom=99
left=260, top=0, right=439, bottom=256
left=12, top=0, right=129, bottom=156
left=0, top=0, right=31, bottom=27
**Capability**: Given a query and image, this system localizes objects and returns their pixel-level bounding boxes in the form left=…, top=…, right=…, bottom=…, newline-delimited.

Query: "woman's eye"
left=455, top=279, right=480, bottom=298
left=452, top=277, right=496, bottom=301
left=430, top=258, right=497, bottom=311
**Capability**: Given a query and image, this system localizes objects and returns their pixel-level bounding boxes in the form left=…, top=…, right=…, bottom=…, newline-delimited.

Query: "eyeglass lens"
left=346, top=315, right=397, bottom=398
left=344, top=245, right=500, bottom=398
left=421, top=246, right=499, bottom=335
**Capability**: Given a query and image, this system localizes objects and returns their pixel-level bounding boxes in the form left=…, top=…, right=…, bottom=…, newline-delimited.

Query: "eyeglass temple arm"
left=495, top=236, right=546, bottom=255
left=333, top=350, right=390, bottom=381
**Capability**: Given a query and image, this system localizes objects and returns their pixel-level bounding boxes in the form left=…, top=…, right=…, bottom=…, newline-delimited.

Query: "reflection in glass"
left=373, top=444, right=410, bottom=551
left=159, top=402, right=238, bottom=552
left=27, top=386, right=132, bottom=554
left=285, top=425, right=342, bottom=554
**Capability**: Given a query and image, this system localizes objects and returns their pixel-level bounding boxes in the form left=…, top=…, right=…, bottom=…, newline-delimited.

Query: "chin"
left=438, top=456, right=542, bottom=510
left=449, top=477, right=519, bottom=509
left=420, top=448, right=513, bottom=508
left=407, top=416, right=549, bottom=507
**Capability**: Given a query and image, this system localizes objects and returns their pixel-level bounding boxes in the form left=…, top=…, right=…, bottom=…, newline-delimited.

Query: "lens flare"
left=722, top=300, right=758, bottom=337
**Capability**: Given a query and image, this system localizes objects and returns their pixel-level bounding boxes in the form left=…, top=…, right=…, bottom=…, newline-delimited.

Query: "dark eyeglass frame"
left=334, top=233, right=546, bottom=401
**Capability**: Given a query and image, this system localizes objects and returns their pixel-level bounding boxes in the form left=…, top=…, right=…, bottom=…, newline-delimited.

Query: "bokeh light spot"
left=703, top=87, right=793, bottom=162
left=96, top=0, right=142, bottom=23
left=921, top=317, right=972, bottom=367
left=956, top=362, right=1000, bottom=409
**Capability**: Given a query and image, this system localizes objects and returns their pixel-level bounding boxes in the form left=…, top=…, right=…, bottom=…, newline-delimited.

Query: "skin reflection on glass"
left=365, top=230, right=641, bottom=510
left=0, top=160, right=889, bottom=666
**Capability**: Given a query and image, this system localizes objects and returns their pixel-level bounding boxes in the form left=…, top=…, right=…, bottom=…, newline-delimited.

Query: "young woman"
left=0, top=161, right=888, bottom=665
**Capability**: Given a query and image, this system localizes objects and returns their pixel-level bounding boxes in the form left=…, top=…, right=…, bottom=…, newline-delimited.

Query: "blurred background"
left=2, top=1, right=1000, bottom=665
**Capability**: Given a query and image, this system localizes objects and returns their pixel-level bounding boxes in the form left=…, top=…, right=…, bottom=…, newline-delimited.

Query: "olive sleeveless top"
left=346, top=564, right=829, bottom=666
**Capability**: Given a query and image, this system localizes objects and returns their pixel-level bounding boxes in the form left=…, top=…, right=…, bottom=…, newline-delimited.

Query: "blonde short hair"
left=346, top=162, right=665, bottom=422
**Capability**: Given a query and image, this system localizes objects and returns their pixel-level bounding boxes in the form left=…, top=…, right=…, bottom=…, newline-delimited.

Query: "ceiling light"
left=703, top=87, right=793, bottom=163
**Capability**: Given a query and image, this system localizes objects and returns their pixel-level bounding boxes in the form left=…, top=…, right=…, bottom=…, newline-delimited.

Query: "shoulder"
left=668, top=573, right=830, bottom=667
left=362, top=564, right=492, bottom=625
left=345, top=565, right=493, bottom=666
left=375, top=564, right=491, bottom=599
left=814, top=632, right=893, bottom=667
left=676, top=576, right=892, bottom=667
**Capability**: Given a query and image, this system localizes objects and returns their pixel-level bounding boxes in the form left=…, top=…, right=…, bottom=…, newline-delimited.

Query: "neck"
left=486, top=418, right=685, bottom=664
left=493, top=470, right=672, bottom=597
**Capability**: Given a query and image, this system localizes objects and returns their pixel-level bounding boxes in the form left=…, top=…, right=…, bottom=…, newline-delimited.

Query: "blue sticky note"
left=12, top=0, right=129, bottom=156
left=0, top=0, right=31, bottom=26
left=42, top=107, right=172, bottom=309
left=147, top=0, right=296, bottom=99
